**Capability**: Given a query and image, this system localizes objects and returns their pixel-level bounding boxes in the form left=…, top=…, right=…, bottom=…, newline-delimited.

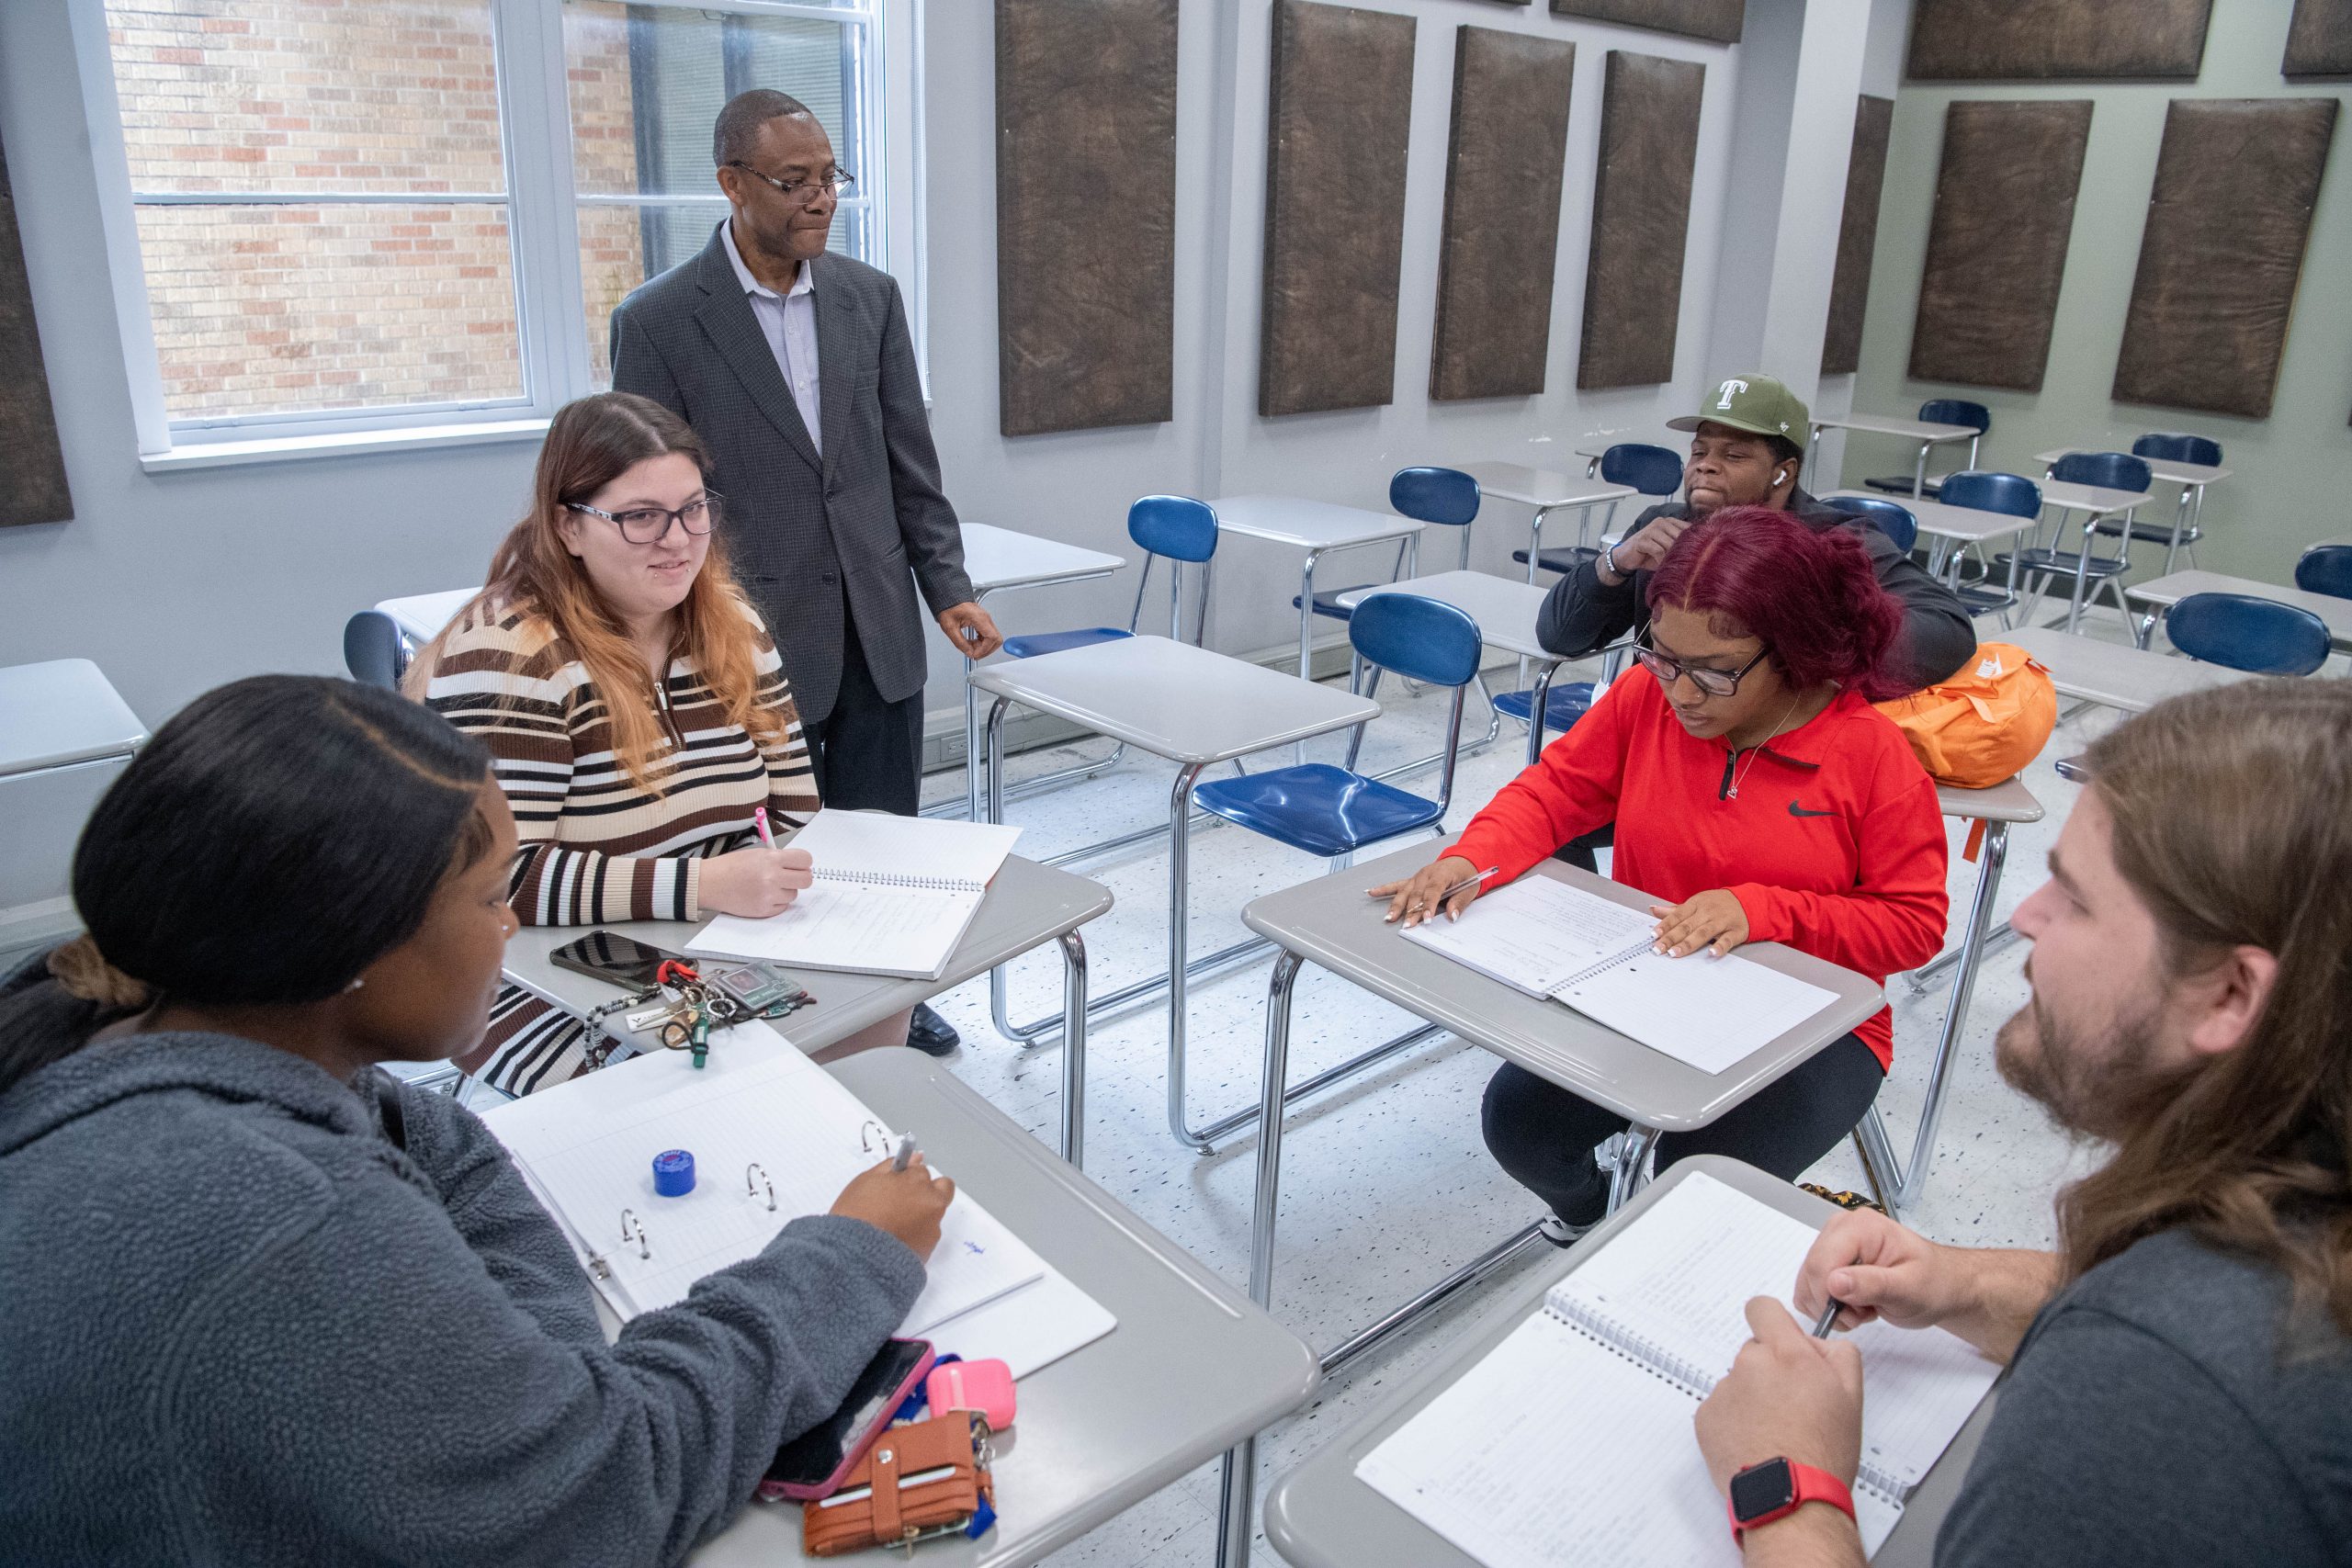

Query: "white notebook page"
left=788, top=808, right=1022, bottom=888
left=1356, top=1311, right=1900, bottom=1568
left=687, top=880, right=983, bottom=976
left=1550, top=1173, right=1998, bottom=1488
left=1554, top=948, right=1841, bottom=1074
left=1400, top=875, right=1656, bottom=995
left=483, top=1032, right=1041, bottom=1335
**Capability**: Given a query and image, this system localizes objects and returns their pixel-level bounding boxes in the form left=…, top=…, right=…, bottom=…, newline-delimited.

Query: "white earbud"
left=1774, top=469, right=1789, bottom=485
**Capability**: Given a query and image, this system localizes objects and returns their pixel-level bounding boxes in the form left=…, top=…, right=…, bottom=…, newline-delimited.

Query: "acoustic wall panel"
left=1821, top=95, right=1894, bottom=378
left=2113, top=98, right=2339, bottom=420
left=0, top=136, right=70, bottom=529
left=1430, top=28, right=1576, bottom=402
left=1548, top=0, right=1743, bottom=44
left=994, top=0, right=1178, bottom=437
left=2285, top=0, right=2352, bottom=77
left=1259, top=0, right=1417, bottom=417
left=1577, top=51, right=1705, bottom=391
left=1906, top=99, right=2093, bottom=391
left=1905, top=0, right=2211, bottom=80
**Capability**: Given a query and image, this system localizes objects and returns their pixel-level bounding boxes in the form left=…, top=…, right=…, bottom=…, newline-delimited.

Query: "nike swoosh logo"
left=1787, top=802, right=1838, bottom=818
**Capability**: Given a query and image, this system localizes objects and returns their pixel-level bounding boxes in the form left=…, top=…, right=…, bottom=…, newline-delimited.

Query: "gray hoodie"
left=0, top=1029, right=923, bottom=1567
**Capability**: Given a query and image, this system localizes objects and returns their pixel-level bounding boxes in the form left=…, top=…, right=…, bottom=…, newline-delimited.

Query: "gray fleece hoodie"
left=0, top=1030, right=923, bottom=1567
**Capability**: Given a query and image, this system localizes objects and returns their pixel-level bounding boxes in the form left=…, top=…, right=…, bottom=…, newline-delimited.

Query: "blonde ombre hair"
left=408, top=392, right=786, bottom=792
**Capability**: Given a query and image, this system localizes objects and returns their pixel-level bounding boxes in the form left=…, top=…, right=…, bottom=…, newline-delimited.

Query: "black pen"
left=1813, top=1297, right=1847, bottom=1338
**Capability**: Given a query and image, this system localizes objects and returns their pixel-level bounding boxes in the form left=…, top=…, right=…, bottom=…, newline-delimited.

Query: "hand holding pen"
left=1367, top=857, right=1502, bottom=929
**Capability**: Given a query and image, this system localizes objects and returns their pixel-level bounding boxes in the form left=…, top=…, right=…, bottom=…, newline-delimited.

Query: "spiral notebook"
left=1400, top=875, right=1841, bottom=1073
left=1355, top=1173, right=1999, bottom=1567
left=686, top=810, right=1023, bottom=979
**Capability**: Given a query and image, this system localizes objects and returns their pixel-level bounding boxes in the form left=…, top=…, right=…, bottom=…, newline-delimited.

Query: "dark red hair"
left=1645, top=506, right=1906, bottom=700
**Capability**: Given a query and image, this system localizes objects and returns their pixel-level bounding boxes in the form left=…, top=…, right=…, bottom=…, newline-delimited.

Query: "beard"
left=1994, top=979, right=2188, bottom=1143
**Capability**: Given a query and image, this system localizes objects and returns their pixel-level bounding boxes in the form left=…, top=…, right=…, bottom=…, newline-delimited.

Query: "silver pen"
left=890, top=1132, right=919, bottom=1172
left=1813, top=1297, right=1847, bottom=1338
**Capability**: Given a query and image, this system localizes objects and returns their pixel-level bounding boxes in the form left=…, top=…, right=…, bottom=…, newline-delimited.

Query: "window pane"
left=107, top=0, right=505, bottom=195
left=562, top=1, right=860, bottom=199
left=579, top=199, right=865, bottom=387
left=136, top=204, right=523, bottom=422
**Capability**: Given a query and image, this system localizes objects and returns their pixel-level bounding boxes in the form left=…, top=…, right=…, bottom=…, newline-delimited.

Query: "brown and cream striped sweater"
left=420, top=597, right=820, bottom=1096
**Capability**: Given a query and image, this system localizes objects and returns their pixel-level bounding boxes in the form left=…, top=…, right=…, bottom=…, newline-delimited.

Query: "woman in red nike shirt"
left=1373, top=507, right=1950, bottom=1238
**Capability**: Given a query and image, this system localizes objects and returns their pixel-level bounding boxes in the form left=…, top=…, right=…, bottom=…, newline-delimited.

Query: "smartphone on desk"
left=547, top=931, right=684, bottom=991
left=761, top=1337, right=936, bottom=1501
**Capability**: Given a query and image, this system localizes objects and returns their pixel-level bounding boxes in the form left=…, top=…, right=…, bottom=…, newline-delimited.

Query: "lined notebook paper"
left=484, top=1032, right=1043, bottom=1335
left=1402, top=876, right=1840, bottom=1072
left=687, top=810, right=1023, bottom=979
left=1356, top=1174, right=1997, bottom=1567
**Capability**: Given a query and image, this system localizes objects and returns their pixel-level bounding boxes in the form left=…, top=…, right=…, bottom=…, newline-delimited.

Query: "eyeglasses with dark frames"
left=567, top=494, right=723, bottom=545
left=1634, top=633, right=1771, bottom=698
left=725, top=162, right=854, bottom=207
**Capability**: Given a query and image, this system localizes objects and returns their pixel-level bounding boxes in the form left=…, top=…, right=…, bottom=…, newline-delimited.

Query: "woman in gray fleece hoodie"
left=0, top=674, right=952, bottom=1568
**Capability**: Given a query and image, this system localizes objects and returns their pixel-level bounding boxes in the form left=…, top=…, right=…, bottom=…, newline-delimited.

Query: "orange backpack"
left=1872, top=641, right=2057, bottom=792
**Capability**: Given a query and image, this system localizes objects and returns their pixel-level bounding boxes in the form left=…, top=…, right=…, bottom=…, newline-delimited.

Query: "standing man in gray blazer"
left=611, top=88, right=1000, bottom=1055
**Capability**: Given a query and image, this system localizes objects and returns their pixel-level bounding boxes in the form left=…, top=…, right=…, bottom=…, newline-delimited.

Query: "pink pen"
left=752, top=806, right=775, bottom=849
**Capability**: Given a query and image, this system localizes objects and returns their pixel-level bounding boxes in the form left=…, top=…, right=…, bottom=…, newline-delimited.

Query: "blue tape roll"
left=652, top=1147, right=696, bottom=1197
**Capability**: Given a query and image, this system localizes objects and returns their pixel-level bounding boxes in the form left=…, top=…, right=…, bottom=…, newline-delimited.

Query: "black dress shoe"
left=906, top=1001, right=960, bottom=1056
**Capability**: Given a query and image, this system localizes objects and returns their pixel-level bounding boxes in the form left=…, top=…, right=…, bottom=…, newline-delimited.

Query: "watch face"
left=1730, top=1459, right=1797, bottom=1522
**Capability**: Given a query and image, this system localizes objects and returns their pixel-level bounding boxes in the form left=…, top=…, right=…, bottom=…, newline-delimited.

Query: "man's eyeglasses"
left=726, top=162, right=854, bottom=207
left=567, top=495, right=723, bottom=544
left=1634, top=635, right=1770, bottom=698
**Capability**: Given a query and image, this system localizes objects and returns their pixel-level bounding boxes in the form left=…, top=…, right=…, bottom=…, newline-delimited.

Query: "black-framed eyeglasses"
left=726, top=162, right=854, bottom=207
left=1634, top=634, right=1770, bottom=698
left=567, top=494, right=723, bottom=544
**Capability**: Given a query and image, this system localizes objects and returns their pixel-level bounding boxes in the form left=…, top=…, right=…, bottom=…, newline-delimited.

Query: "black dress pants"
left=801, top=614, right=925, bottom=817
left=1480, top=1033, right=1886, bottom=1225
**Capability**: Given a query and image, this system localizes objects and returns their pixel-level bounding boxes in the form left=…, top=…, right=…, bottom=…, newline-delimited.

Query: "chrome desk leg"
left=1912, top=442, right=1928, bottom=499
left=1167, top=761, right=1215, bottom=1150
left=1216, top=949, right=1306, bottom=1568
left=1606, top=1123, right=1664, bottom=1213
left=960, top=655, right=980, bottom=822
left=1525, top=660, right=1561, bottom=766
left=1320, top=1224, right=1547, bottom=1375
left=1867, top=820, right=2012, bottom=1213
left=1057, top=929, right=1088, bottom=1168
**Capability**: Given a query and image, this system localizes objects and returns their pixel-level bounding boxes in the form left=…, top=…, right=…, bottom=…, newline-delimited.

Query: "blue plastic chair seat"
left=1994, top=548, right=2131, bottom=581
left=1491, top=682, right=1595, bottom=734
left=1191, top=763, right=1444, bottom=858
left=1862, top=475, right=1947, bottom=499
left=1510, top=545, right=1601, bottom=575
left=1294, top=586, right=1376, bottom=622
left=1001, top=626, right=1134, bottom=660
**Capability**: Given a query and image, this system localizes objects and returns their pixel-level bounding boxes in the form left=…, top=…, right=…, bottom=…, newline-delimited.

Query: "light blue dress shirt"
left=720, top=220, right=822, bottom=455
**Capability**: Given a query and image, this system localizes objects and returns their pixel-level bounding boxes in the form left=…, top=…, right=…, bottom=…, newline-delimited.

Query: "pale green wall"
left=1839, top=0, right=2352, bottom=583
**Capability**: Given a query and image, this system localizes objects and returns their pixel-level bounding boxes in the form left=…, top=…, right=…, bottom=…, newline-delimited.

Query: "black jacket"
left=1534, top=487, right=1976, bottom=693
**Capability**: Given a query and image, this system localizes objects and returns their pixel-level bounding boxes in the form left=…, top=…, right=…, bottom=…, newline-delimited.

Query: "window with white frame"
left=92, top=0, right=892, bottom=451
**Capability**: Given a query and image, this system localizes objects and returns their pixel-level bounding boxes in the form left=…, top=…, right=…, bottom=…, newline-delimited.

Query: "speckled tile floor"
left=917, top=610, right=2139, bottom=1568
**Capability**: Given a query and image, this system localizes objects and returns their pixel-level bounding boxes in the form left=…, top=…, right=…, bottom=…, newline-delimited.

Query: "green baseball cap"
left=1667, top=374, right=1809, bottom=442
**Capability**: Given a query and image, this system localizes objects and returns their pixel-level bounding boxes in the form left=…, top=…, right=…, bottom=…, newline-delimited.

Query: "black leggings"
left=1480, top=1033, right=1886, bottom=1225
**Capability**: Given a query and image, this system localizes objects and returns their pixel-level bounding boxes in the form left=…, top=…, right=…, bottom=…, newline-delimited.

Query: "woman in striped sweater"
left=411, top=392, right=879, bottom=1095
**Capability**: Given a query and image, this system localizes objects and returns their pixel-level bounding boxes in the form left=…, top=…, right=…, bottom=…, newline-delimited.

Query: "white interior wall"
left=1, top=0, right=1871, bottom=735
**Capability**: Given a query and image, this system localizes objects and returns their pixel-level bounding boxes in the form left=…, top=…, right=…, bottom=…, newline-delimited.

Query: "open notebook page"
left=687, top=879, right=982, bottom=977
left=1553, top=947, right=1843, bottom=1075
left=1356, top=1311, right=1900, bottom=1568
left=1400, top=875, right=1657, bottom=996
left=788, top=808, right=1022, bottom=887
left=1548, top=1173, right=1998, bottom=1489
left=482, top=1027, right=1041, bottom=1334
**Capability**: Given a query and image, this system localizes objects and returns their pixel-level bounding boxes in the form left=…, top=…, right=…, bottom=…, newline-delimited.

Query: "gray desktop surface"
left=2006, top=627, right=2252, bottom=715
left=502, top=852, right=1110, bottom=1055
left=1460, top=461, right=1634, bottom=511
left=1242, top=839, right=1886, bottom=1134
left=2129, top=570, right=2352, bottom=652
left=686, top=1048, right=1322, bottom=1566
left=1332, top=571, right=1554, bottom=661
left=970, top=635, right=1381, bottom=767
left=1261, top=1155, right=1996, bottom=1568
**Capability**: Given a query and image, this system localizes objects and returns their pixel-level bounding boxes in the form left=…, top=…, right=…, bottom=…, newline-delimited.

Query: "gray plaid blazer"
left=608, top=226, right=973, bottom=724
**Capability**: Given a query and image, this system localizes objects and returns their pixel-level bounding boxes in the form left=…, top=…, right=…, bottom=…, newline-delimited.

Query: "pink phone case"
left=924, top=1358, right=1016, bottom=1431
left=759, top=1340, right=936, bottom=1503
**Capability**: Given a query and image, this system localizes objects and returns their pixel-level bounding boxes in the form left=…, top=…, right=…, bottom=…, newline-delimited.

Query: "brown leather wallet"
left=801, top=1411, right=994, bottom=1558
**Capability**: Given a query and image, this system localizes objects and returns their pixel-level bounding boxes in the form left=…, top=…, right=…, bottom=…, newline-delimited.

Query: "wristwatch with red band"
left=1726, top=1457, right=1856, bottom=1542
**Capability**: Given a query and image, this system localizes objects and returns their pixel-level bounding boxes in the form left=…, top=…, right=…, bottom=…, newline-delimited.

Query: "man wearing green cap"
left=1538, top=373, right=1974, bottom=691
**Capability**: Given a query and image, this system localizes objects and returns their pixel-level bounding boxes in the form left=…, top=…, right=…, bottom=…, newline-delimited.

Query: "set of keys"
left=589, top=958, right=816, bottom=1070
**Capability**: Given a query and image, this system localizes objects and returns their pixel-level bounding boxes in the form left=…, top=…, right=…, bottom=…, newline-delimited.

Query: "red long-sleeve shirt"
left=1450, top=668, right=1950, bottom=1070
